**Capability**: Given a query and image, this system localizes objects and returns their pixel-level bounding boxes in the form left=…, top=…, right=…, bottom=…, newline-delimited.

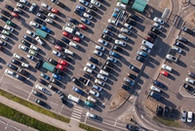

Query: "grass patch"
left=0, top=88, right=70, bottom=123
left=0, top=103, right=64, bottom=131
left=79, top=123, right=101, bottom=131
left=153, top=116, right=181, bottom=127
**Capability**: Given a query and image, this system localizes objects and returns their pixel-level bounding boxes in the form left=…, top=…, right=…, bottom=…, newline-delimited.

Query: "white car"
left=95, top=45, right=105, bottom=51
left=124, top=23, right=132, bottom=30
left=35, top=84, right=51, bottom=96
left=86, top=62, right=96, bottom=70
left=153, top=23, right=162, bottom=30
left=166, top=54, right=178, bottom=62
left=93, top=50, right=102, bottom=56
left=45, top=18, right=54, bottom=24
left=5, top=69, right=16, bottom=77
left=79, top=0, right=89, bottom=6
left=52, top=50, right=61, bottom=57
left=86, top=112, right=97, bottom=119
left=171, top=46, right=182, bottom=54
left=150, top=85, right=161, bottom=93
left=117, top=2, right=126, bottom=9
left=48, top=13, right=56, bottom=19
left=98, top=39, right=108, bottom=46
left=26, top=30, right=36, bottom=38
left=29, top=21, right=40, bottom=28
left=64, top=49, right=74, bottom=56
left=35, top=36, right=45, bottom=46
left=21, top=62, right=30, bottom=68
left=30, top=45, right=39, bottom=51
left=97, top=74, right=107, bottom=81
left=181, top=110, right=187, bottom=122
left=99, top=70, right=109, bottom=76
left=90, top=0, right=101, bottom=7
left=19, top=0, right=29, bottom=5
left=18, top=44, right=28, bottom=51
left=4, top=25, right=14, bottom=32
left=94, top=79, right=105, bottom=86
left=41, top=2, right=51, bottom=10
left=185, top=78, right=195, bottom=85
left=115, top=39, right=126, bottom=47
left=118, top=34, right=128, bottom=41
left=69, top=41, right=79, bottom=48
left=121, top=28, right=131, bottom=34
left=89, top=89, right=100, bottom=98
left=75, top=31, right=85, bottom=38
left=161, top=64, right=172, bottom=72
left=187, top=111, right=193, bottom=123
left=83, top=66, right=93, bottom=73
left=87, top=96, right=97, bottom=103
left=83, top=12, right=93, bottom=20
left=107, top=57, right=117, bottom=63
left=26, top=54, right=35, bottom=60
left=153, top=17, right=164, bottom=24
left=0, top=34, right=8, bottom=40
left=13, top=53, right=23, bottom=60
left=140, top=45, right=151, bottom=53
left=108, top=19, right=118, bottom=26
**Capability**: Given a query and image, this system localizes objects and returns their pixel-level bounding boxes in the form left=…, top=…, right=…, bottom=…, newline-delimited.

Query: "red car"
left=51, top=8, right=59, bottom=14
left=73, top=37, right=81, bottom=42
left=54, top=45, right=62, bottom=51
left=58, top=59, right=68, bottom=67
left=146, top=36, right=154, bottom=43
left=56, top=64, right=66, bottom=71
left=62, top=31, right=72, bottom=39
left=78, top=24, right=87, bottom=30
left=11, top=12, right=19, bottom=18
left=160, top=70, right=169, bottom=77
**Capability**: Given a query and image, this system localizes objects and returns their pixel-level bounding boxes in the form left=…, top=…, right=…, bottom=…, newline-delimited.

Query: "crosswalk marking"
left=70, top=104, right=83, bottom=121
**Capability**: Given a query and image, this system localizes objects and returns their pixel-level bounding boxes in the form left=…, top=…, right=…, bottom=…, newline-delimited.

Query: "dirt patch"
left=160, top=0, right=171, bottom=9
left=108, top=89, right=130, bottom=111
left=187, top=13, right=195, bottom=26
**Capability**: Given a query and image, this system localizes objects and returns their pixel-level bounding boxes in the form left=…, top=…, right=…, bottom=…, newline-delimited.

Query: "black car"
left=164, top=106, right=170, bottom=117
left=69, top=18, right=79, bottom=25
left=48, top=84, right=59, bottom=93
left=72, top=77, right=80, bottom=86
left=89, top=57, right=98, bottom=64
left=183, top=83, right=193, bottom=91
left=0, top=15, right=9, bottom=22
left=151, top=27, right=161, bottom=34
left=174, top=41, right=184, bottom=48
left=34, top=17, right=44, bottom=24
left=17, top=68, right=29, bottom=77
left=39, top=78, right=48, bottom=85
left=153, top=80, right=165, bottom=89
left=36, top=13, right=46, bottom=20
left=35, top=60, right=43, bottom=69
left=59, top=94, right=66, bottom=104
left=79, top=77, right=89, bottom=85
left=148, top=31, right=157, bottom=39
left=136, top=55, right=145, bottom=62
left=54, top=69, right=64, bottom=76
left=128, top=73, right=137, bottom=80
left=188, top=72, right=195, bottom=79
left=16, top=74, right=26, bottom=81
left=11, top=59, right=21, bottom=65
left=107, top=25, right=116, bottom=31
left=88, top=4, right=97, bottom=11
left=0, top=9, right=11, bottom=17
left=50, top=78, right=64, bottom=88
left=35, top=99, right=46, bottom=107
left=182, top=27, right=193, bottom=35
left=23, top=35, right=34, bottom=43
left=129, top=65, right=140, bottom=73
left=126, top=19, right=136, bottom=25
left=102, top=65, right=112, bottom=72
left=74, top=9, right=83, bottom=17
left=21, top=40, right=30, bottom=47
left=62, top=55, right=72, bottom=62
left=105, top=61, right=114, bottom=67
left=122, top=85, right=130, bottom=91
left=5, top=5, right=14, bottom=11
left=33, top=90, right=44, bottom=97
left=176, top=36, right=188, bottom=43
left=113, top=45, right=123, bottom=52
left=61, top=37, right=70, bottom=44
left=83, top=73, right=92, bottom=80
left=101, top=34, right=112, bottom=41
left=156, top=106, right=164, bottom=116
left=48, top=58, right=58, bottom=65
left=86, top=9, right=96, bottom=16
left=7, top=63, right=18, bottom=71
left=38, top=8, right=48, bottom=15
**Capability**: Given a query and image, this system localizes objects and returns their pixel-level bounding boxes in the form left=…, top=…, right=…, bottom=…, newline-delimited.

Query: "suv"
left=166, top=54, right=178, bottom=62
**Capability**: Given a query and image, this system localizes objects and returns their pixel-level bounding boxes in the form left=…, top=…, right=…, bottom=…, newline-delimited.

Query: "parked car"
left=160, top=70, right=169, bottom=77
left=109, top=51, right=120, bottom=58
left=93, top=50, right=102, bottom=56
left=107, top=57, right=117, bottom=63
left=188, top=72, right=195, bottom=79
left=115, top=39, right=126, bottom=47
left=153, top=17, right=164, bottom=24
left=185, top=78, right=195, bottom=85
left=153, top=80, right=165, bottom=88
left=166, top=54, right=178, bottom=62
left=81, top=17, right=90, bottom=25
left=98, top=39, right=108, bottom=46
left=72, top=86, right=83, bottom=94
left=181, top=110, right=187, bottom=122
left=182, top=27, right=193, bottom=35
left=176, top=36, right=188, bottom=43
left=89, top=90, right=100, bottom=98
left=101, top=34, right=112, bottom=41
left=89, top=57, right=99, bottom=64
left=129, top=65, right=140, bottom=73
left=97, top=74, right=107, bottom=81
left=187, top=111, right=193, bottom=123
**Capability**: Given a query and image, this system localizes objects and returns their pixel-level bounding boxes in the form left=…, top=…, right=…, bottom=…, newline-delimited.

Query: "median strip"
left=79, top=123, right=102, bottom=131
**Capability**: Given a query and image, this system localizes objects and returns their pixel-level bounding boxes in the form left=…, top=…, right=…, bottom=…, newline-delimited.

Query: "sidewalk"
left=0, top=95, right=85, bottom=131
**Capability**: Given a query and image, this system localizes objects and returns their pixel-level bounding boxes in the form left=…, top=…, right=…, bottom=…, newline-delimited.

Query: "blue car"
left=153, top=80, right=165, bottom=88
left=92, top=85, right=103, bottom=92
left=40, top=73, right=50, bottom=80
left=74, top=9, right=83, bottom=17
left=69, top=18, right=79, bottom=25
left=52, top=73, right=62, bottom=81
left=103, top=29, right=114, bottom=36
left=109, top=51, right=120, bottom=58
left=72, top=86, right=83, bottom=94
left=76, top=5, right=86, bottom=12
left=41, top=26, right=51, bottom=33
left=107, top=25, right=116, bottom=31
left=81, top=17, right=90, bottom=25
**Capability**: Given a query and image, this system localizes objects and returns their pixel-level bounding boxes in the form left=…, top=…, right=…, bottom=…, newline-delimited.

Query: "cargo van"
left=62, top=26, right=74, bottom=34
left=87, top=96, right=97, bottom=103
left=99, top=70, right=109, bottom=76
left=161, top=64, right=172, bottom=72
left=68, top=94, right=80, bottom=103
left=142, top=40, right=153, bottom=49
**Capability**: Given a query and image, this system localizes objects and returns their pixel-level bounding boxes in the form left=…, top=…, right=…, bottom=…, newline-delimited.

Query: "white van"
left=162, top=64, right=172, bottom=72
left=68, top=94, right=80, bottom=103
left=62, top=26, right=74, bottom=34
left=87, top=96, right=97, bottom=103
left=64, top=49, right=74, bottom=56
left=150, top=85, right=161, bottom=93
left=142, top=40, right=153, bottom=49
left=99, top=70, right=109, bottom=76
left=116, top=2, right=126, bottom=9
left=35, top=36, right=45, bottom=46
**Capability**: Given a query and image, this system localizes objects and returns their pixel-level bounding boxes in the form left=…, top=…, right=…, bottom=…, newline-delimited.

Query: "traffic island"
left=108, top=89, right=130, bottom=111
